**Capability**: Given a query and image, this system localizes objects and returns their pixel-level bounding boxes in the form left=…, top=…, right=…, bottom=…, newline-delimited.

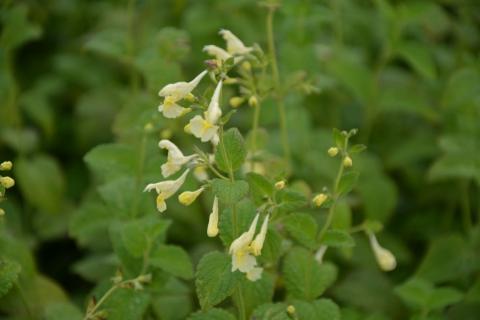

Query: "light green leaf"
left=195, top=251, right=242, bottom=310
left=215, top=128, right=247, bottom=173
left=120, top=217, right=170, bottom=258
left=0, top=5, right=41, bottom=50
left=252, top=303, right=289, bottom=320
left=283, top=212, right=318, bottom=249
left=276, top=189, right=308, bottom=211
left=246, top=172, right=274, bottom=204
left=233, top=273, right=275, bottom=318
left=211, top=179, right=249, bottom=205
left=84, top=143, right=136, bottom=179
left=283, top=247, right=337, bottom=300
left=150, top=245, right=193, bottom=280
left=322, top=229, right=355, bottom=248
left=0, top=259, right=21, bottom=298
left=151, top=278, right=192, bottom=320
left=397, top=41, right=436, bottom=80
left=44, top=303, right=83, bottom=320
left=102, top=288, right=150, bottom=320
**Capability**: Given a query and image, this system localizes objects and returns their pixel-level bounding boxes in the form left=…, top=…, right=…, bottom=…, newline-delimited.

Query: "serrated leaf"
left=195, top=251, right=242, bottom=310
left=44, top=303, right=83, bottom=320
left=276, top=189, right=308, bottom=211
left=211, top=179, right=249, bottom=205
left=283, top=247, right=337, bottom=300
left=337, top=171, right=359, bottom=196
left=84, top=143, right=136, bottom=179
left=322, top=229, right=355, bottom=248
left=151, top=278, right=192, bottom=320
left=150, top=245, right=193, bottom=280
left=188, top=308, right=236, bottom=320
left=102, top=288, right=150, bottom=320
left=215, top=128, right=247, bottom=173
left=120, top=217, right=170, bottom=258
left=233, top=273, right=275, bottom=318
left=252, top=303, right=289, bottom=320
left=0, top=259, right=21, bottom=298
left=397, top=41, right=436, bottom=80
left=283, top=213, right=318, bottom=249
left=293, top=299, right=340, bottom=320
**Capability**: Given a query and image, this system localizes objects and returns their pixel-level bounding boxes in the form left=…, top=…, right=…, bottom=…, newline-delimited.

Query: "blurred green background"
left=1, top=0, right=479, bottom=319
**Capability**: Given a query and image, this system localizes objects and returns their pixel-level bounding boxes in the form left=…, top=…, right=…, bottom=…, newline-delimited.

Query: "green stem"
left=15, top=283, right=32, bottom=319
left=266, top=5, right=290, bottom=166
left=251, top=101, right=261, bottom=169
left=83, top=282, right=123, bottom=320
left=318, top=138, right=349, bottom=241
left=131, top=131, right=147, bottom=217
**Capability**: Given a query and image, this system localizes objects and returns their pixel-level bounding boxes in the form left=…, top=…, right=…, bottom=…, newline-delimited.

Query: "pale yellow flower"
left=343, top=156, right=353, bottom=167
left=0, top=176, right=15, bottom=189
left=250, top=214, right=269, bottom=256
left=144, top=169, right=190, bottom=212
left=312, top=193, right=327, bottom=207
left=229, top=214, right=259, bottom=273
left=219, top=29, right=253, bottom=55
left=0, top=161, right=12, bottom=171
left=158, top=139, right=197, bottom=178
left=246, top=267, right=263, bottom=282
left=178, top=187, right=204, bottom=206
left=190, top=80, right=223, bottom=142
left=368, top=232, right=396, bottom=272
left=207, top=197, right=219, bottom=237
left=327, top=147, right=339, bottom=157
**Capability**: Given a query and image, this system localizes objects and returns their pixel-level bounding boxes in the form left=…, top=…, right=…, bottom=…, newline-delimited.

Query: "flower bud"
left=0, top=161, right=13, bottom=171
left=287, top=305, right=296, bottom=314
left=368, top=232, right=396, bottom=272
left=0, top=208, right=5, bottom=216
left=274, top=180, right=285, bottom=190
left=343, top=156, right=353, bottom=167
left=178, top=187, right=204, bottom=206
left=312, top=193, right=327, bottom=207
left=161, top=128, right=172, bottom=139
left=229, top=96, right=244, bottom=108
left=327, top=147, right=338, bottom=157
left=248, top=95, right=258, bottom=108
left=0, top=176, right=15, bottom=189
left=242, top=61, right=252, bottom=72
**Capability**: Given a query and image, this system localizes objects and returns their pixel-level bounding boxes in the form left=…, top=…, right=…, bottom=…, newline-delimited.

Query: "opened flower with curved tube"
left=250, top=214, right=269, bottom=256
left=144, top=169, right=190, bottom=212
left=158, top=139, right=197, bottom=178
left=207, top=196, right=219, bottom=237
left=219, top=29, right=253, bottom=55
left=158, top=70, right=207, bottom=118
left=229, top=214, right=259, bottom=273
left=189, top=80, right=223, bottom=142
left=178, top=187, right=204, bottom=206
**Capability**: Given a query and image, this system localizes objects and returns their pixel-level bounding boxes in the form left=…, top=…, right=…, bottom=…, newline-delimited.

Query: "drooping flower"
left=219, top=29, right=253, bottom=55
left=144, top=169, right=190, bottom=212
left=368, top=232, right=396, bottom=272
left=229, top=214, right=259, bottom=273
left=250, top=214, right=269, bottom=256
left=158, top=139, right=197, bottom=178
left=189, top=80, right=223, bottom=142
left=158, top=70, right=207, bottom=118
left=207, top=196, right=219, bottom=237
left=178, top=187, right=204, bottom=206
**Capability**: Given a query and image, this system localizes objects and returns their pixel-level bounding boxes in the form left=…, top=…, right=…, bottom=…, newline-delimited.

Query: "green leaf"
left=102, top=288, right=150, bottom=320
left=233, top=274, right=275, bottom=318
left=219, top=198, right=257, bottom=247
left=0, top=5, right=41, bottom=50
left=0, top=259, right=21, bottom=298
left=15, top=154, right=65, bottom=214
left=349, top=144, right=367, bottom=154
left=322, top=229, right=355, bottom=248
left=337, top=171, right=359, bottom=196
left=332, top=128, right=346, bottom=149
left=150, top=245, right=193, bottom=280
left=276, top=189, right=308, bottom=211
left=293, top=299, right=340, bottom=320
left=84, top=143, right=136, bottom=179
left=246, top=172, right=274, bottom=203
left=215, top=128, right=247, bottom=173
left=188, top=308, right=236, bottom=320
left=195, top=251, right=242, bottom=309
left=151, top=278, right=192, bottom=320
left=252, top=303, right=289, bottom=320
left=397, top=41, right=436, bottom=80
left=44, top=303, right=83, bottom=320
left=211, top=179, right=249, bottom=205
left=283, top=213, right=318, bottom=249
left=427, top=287, right=463, bottom=310
left=283, top=247, right=337, bottom=300
left=120, top=217, right=170, bottom=258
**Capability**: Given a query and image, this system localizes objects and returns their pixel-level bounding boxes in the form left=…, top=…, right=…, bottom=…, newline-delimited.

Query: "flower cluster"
left=144, top=30, right=269, bottom=281
left=0, top=161, right=14, bottom=216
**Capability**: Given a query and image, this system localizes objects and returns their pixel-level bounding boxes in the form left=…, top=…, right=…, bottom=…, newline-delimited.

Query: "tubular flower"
left=158, top=70, right=207, bottom=118
left=144, top=169, right=190, bottom=212
left=219, top=29, right=253, bottom=55
left=368, top=232, right=397, bottom=272
left=250, top=214, right=269, bottom=256
left=207, top=196, right=219, bottom=237
left=229, top=214, right=259, bottom=273
left=203, top=45, right=232, bottom=62
left=158, top=139, right=197, bottom=178
left=189, top=80, right=223, bottom=142
left=178, top=187, right=204, bottom=206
